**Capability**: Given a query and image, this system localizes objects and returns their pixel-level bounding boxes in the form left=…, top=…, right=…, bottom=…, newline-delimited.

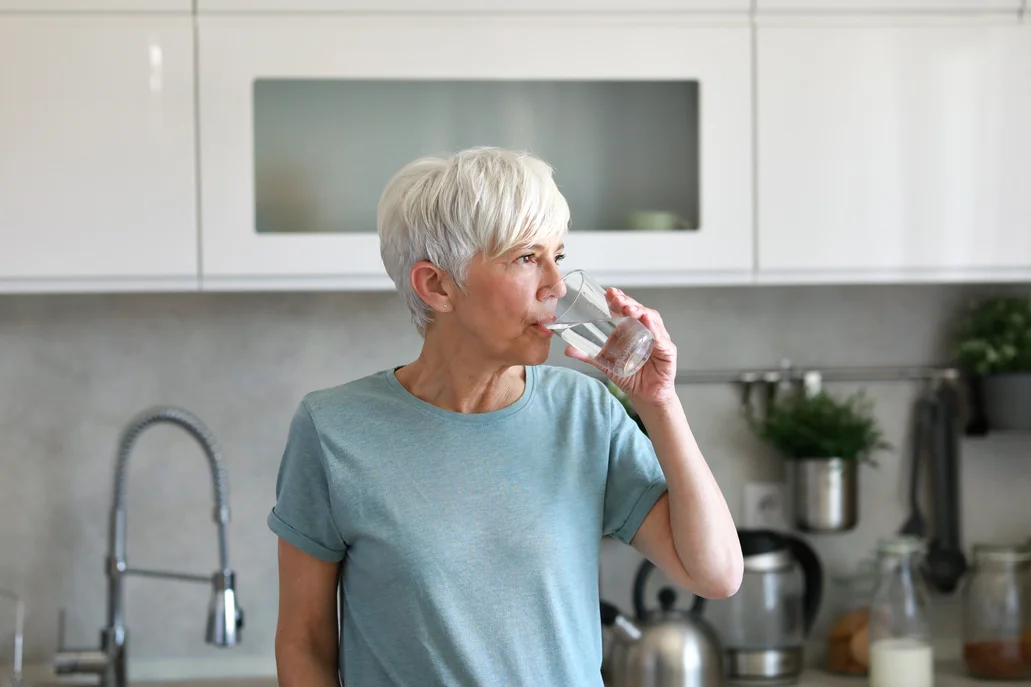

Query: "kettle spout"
left=612, top=614, right=643, bottom=643
left=600, top=601, right=642, bottom=643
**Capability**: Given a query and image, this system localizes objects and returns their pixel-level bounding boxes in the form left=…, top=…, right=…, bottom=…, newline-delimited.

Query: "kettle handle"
left=600, top=600, right=621, bottom=627
left=632, top=558, right=706, bottom=622
left=785, top=536, right=823, bottom=634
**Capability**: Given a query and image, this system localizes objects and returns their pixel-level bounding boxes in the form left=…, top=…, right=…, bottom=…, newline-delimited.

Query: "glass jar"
left=962, top=542, right=1031, bottom=680
left=868, top=536, right=934, bottom=687
left=825, top=558, right=877, bottom=676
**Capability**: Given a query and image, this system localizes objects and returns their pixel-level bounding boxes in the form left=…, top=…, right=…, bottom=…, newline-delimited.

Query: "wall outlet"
left=743, top=482, right=789, bottom=531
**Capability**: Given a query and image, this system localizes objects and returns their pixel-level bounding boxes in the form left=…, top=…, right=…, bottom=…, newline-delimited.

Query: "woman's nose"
left=540, top=258, right=566, bottom=298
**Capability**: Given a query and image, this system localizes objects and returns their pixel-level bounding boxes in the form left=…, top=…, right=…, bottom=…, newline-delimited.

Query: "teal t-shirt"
left=267, top=364, right=668, bottom=686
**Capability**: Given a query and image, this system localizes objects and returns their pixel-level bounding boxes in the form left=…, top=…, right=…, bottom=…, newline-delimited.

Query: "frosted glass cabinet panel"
left=199, top=16, right=754, bottom=289
left=0, top=16, right=197, bottom=287
left=253, top=80, right=700, bottom=235
left=198, top=1, right=751, bottom=13
left=756, top=22, right=1031, bottom=279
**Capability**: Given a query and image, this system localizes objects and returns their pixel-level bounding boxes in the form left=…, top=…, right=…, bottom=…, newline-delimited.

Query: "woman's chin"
left=517, top=339, right=552, bottom=366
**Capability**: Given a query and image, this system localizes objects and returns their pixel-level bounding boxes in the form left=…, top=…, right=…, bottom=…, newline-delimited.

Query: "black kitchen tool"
left=899, top=396, right=930, bottom=538
left=923, top=382, right=967, bottom=595
left=963, top=374, right=990, bottom=437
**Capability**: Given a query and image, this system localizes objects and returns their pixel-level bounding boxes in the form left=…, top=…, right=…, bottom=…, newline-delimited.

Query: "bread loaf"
left=826, top=607, right=870, bottom=675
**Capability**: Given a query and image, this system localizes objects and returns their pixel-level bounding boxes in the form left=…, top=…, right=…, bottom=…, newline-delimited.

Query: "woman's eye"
left=518, top=254, right=535, bottom=264
left=555, top=253, right=567, bottom=263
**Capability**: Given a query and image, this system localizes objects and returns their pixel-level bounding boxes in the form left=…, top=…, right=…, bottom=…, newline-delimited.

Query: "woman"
left=268, top=147, right=742, bottom=686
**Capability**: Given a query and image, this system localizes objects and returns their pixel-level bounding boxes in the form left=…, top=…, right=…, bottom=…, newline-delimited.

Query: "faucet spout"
left=55, top=406, right=242, bottom=687
left=110, top=406, right=232, bottom=580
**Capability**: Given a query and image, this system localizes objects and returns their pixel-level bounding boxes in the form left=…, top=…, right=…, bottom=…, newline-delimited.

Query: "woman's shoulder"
left=533, top=364, right=610, bottom=401
left=298, top=369, right=394, bottom=419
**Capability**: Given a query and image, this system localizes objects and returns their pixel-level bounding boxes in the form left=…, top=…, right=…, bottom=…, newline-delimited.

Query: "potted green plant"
left=754, top=389, right=889, bottom=533
left=954, top=295, right=1031, bottom=431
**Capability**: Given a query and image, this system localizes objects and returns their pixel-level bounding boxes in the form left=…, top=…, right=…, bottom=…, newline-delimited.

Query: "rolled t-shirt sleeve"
left=601, top=392, right=668, bottom=545
left=267, top=400, right=348, bottom=562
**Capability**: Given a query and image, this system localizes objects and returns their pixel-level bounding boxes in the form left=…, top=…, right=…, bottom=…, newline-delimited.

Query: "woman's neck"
left=395, top=335, right=525, bottom=415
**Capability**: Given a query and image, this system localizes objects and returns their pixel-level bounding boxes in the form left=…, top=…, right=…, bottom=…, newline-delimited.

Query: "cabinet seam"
left=750, top=2, right=759, bottom=274
left=192, top=9, right=203, bottom=287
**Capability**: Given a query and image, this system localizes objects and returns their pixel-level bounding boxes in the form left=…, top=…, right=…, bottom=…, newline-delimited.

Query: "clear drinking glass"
left=546, top=270, right=655, bottom=377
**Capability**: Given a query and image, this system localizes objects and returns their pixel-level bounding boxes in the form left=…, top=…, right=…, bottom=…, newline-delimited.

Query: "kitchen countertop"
left=794, top=661, right=1015, bottom=686
left=3, top=675, right=279, bottom=687
left=113, top=676, right=278, bottom=680
left=6, top=676, right=278, bottom=680
left=8, top=660, right=1014, bottom=686
left=130, top=673, right=999, bottom=687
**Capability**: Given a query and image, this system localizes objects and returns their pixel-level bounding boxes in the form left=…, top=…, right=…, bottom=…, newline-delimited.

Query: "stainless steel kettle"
left=600, top=559, right=725, bottom=687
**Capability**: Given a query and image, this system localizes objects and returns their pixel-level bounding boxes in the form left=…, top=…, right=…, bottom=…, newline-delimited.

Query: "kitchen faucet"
left=54, top=407, right=243, bottom=687
left=0, top=588, right=24, bottom=687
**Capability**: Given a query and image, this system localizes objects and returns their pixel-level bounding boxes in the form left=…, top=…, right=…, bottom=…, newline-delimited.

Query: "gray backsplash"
left=2, top=282, right=1030, bottom=671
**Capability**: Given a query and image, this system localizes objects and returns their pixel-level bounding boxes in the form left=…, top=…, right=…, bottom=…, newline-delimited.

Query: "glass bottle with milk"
left=867, top=536, right=934, bottom=687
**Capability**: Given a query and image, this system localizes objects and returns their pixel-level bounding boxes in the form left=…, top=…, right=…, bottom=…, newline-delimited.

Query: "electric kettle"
left=600, top=558, right=725, bottom=687
left=704, top=529, right=823, bottom=685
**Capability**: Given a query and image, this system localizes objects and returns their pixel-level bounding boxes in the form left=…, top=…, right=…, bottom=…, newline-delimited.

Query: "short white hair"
left=377, top=147, right=570, bottom=336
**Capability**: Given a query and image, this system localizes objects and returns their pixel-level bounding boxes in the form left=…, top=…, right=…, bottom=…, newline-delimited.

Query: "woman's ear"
left=410, top=261, right=455, bottom=313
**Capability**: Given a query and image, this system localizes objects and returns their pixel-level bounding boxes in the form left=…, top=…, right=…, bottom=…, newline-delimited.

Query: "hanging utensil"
left=898, top=395, right=930, bottom=538
left=923, top=380, right=968, bottom=595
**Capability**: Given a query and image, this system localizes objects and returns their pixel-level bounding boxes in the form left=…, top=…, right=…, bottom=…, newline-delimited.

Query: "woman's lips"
left=534, top=317, right=557, bottom=336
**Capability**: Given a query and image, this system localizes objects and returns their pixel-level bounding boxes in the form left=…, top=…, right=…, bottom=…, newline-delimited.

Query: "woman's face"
left=447, top=233, right=568, bottom=367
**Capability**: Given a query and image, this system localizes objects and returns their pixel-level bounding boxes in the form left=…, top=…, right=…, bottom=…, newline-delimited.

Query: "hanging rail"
left=671, top=360, right=960, bottom=386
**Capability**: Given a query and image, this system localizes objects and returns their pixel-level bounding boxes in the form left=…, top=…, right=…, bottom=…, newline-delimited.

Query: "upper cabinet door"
left=0, top=1, right=191, bottom=10
left=198, top=1, right=750, bottom=12
left=755, top=1, right=1021, bottom=12
left=0, top=16, right=198, bottom=287
left=198, top=16, right=753, bottom=289
left=756, top=21, right=1031, bottom=280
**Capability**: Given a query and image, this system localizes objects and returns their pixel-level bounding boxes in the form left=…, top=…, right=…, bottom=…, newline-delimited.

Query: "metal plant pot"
left=790, top=457, right=858, bottom=533
left=982, top=373, right=1031, bottom=431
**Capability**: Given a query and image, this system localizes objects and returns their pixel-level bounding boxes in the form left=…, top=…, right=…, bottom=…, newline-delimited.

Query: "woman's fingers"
left=607, top=288, right=670, bottom=341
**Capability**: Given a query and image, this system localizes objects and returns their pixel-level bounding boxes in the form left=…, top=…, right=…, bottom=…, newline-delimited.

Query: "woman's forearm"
left=275, top=641, right=340, bottom=687
left=636, top=396, right=743, bottom=598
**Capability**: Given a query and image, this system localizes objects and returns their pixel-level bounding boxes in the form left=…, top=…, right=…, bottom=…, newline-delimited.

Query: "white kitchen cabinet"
left=755, top=1, right=1022, bottom=13
left=0, top=1, right=191, bottom=10
left=198, top=1, right=750, bottom=13
left=0, top=16, right=198, bottom=290
left=198, top=16, right=754, bottom=289
left=756, top=21, right=1031, bottom=282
